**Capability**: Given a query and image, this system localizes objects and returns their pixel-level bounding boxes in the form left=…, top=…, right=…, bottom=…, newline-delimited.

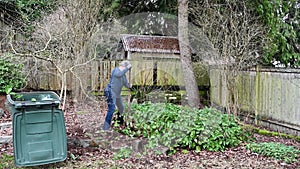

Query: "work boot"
left=117, top=112, right=124, bottom=125
left=102, top=121, right=111, bottom=131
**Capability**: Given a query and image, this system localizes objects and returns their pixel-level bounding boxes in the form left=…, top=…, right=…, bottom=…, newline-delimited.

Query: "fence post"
left=255, top=65, right=260, bottom=125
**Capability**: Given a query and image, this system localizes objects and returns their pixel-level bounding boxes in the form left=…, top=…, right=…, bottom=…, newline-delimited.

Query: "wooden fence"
left=26, top=60, right=111, bottom=91
left=210, top=67, right=300, bottom=136
left=25, top=59, right=186, bottom=93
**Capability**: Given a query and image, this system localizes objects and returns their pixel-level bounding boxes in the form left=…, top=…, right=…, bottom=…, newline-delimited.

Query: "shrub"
left=121, top=102, right=250, bottom=153
left=0, top=53, right=25, bottom=93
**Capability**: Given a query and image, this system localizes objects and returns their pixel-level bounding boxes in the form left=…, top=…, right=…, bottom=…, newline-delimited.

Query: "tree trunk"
left=178, top=0, right=201, bottom=108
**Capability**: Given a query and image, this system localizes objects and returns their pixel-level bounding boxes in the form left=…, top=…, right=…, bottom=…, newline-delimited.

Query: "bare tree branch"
left=190, top=0, right=268, bottom=114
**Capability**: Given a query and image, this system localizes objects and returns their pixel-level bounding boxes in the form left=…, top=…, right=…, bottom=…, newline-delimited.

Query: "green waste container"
left=7, top=91, right=67, bottom=166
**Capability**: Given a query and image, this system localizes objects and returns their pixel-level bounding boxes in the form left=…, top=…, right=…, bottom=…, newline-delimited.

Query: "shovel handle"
left=127, top=69, right=131, bottom=112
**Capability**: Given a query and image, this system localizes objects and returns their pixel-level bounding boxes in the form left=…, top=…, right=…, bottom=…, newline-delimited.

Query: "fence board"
left=210, top=67, right=300, bottom=136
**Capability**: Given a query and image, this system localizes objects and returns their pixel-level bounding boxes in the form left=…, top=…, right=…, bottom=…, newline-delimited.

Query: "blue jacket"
left=110, top=67, right=130, bottom=98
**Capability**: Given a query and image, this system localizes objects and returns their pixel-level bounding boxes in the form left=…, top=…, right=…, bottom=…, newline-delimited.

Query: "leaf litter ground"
left=0, top=95, right=299, bottom=168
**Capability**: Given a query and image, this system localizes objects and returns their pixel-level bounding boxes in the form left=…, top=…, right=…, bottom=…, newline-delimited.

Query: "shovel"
left=127, top=68, right=131, bottom=113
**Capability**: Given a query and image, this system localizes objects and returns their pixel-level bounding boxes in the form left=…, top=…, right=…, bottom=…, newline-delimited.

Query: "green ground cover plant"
left=246, top=142, right=300, bottom=163
left=113, top=148, right=132, bottom=160
left=0, top=154, right=15, bottom=169
left=121, top=102, right=251, bottom=154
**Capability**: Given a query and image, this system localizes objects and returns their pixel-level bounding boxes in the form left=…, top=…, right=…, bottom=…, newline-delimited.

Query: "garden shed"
left=119, top=34, right=184, bottom=87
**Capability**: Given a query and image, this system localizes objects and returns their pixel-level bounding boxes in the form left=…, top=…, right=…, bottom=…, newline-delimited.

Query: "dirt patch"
left=0, top=94, right=11, bottom=123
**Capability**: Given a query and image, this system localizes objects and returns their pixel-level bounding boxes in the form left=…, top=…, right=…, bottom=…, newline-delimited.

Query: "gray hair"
left=119, top=60, right=130, bottom=67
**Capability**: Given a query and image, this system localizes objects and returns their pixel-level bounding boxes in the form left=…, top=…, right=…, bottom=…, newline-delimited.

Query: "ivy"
left=16, top=0, right=57, bottom=21
left=15, top=0, right=58, bottom=35
left=255, top=0, right=300, bottom=67
left=0, top=53, right=25, bottom=94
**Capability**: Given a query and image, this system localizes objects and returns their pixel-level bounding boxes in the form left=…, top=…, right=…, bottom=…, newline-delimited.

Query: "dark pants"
left=103, top=88, right=124, bottom=130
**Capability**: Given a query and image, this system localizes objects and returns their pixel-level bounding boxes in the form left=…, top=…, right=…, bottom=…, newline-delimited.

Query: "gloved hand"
left=127, top=64, right=132, bottom=69
left=127, top=84, right=132, bottom=90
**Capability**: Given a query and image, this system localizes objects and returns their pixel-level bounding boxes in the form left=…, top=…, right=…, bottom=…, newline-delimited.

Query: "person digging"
left=102, top=60, right=132, bottom=131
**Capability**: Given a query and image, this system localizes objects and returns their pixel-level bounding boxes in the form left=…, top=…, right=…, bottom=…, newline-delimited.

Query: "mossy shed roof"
left=120, top=34, right=181, bottom=54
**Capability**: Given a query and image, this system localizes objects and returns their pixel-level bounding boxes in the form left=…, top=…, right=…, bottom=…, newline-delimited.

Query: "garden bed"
left=0, top=95, right=299, bottom=168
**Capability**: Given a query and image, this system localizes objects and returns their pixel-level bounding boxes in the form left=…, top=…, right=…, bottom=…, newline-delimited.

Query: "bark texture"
left=178, top=0, right=201, bottom=108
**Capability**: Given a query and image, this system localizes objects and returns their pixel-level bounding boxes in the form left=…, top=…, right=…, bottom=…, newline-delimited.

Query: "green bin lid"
left=8, top=91, right=67, bottom=166
left=7, top=91, right=61, bottom=108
